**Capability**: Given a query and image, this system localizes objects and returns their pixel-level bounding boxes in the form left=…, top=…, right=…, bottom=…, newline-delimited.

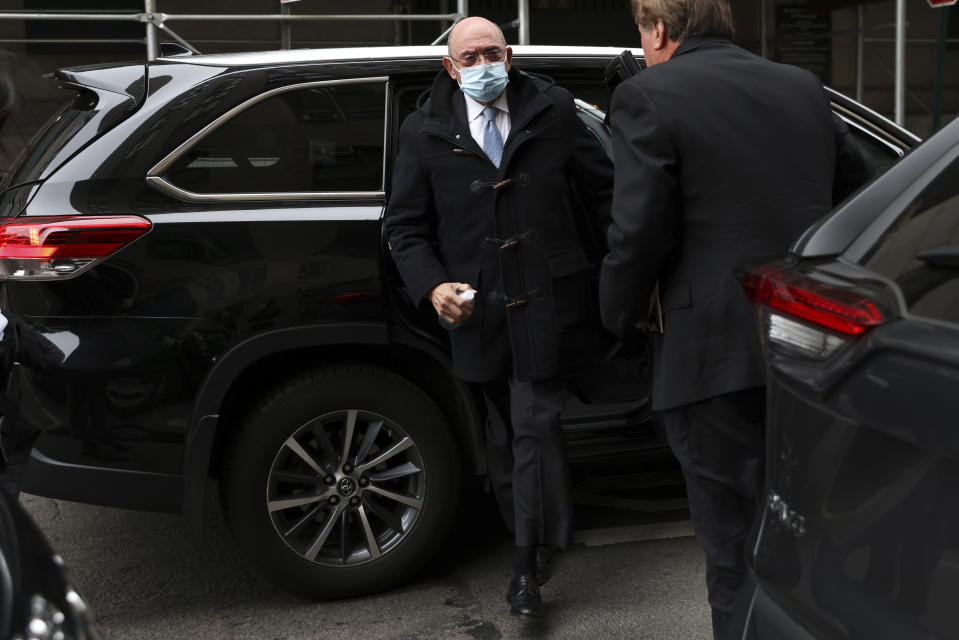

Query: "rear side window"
left=848, top=125, right=902, bottom=176
left=860, top=153, right=959, bottom=325
left=160, top=79, right=386, bottom=196
left=1, top=89, right=99, bottom=191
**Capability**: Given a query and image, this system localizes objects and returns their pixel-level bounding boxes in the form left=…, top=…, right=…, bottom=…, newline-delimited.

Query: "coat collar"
left=672, top=36, right=733, bottom=59
left=420, top=66, right=554, bottom=143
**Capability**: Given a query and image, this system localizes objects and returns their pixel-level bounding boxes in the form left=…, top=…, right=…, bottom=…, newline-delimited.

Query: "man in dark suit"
left=599, top=1, right=871, bottom=638
left=385, top=17, right=612, bottom=619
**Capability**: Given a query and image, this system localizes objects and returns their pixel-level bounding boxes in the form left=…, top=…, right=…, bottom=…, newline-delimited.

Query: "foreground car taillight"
left=743, top=263, right=887, bottom=360
left=0, top=215, right=152, bottom=280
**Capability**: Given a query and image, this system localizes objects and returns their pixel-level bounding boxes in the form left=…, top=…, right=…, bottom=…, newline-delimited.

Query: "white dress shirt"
left=463, top=92, right=511, bottom=152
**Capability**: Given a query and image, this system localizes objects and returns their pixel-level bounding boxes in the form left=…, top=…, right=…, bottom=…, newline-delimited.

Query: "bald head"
left=448, top=17, right=506, bottom=58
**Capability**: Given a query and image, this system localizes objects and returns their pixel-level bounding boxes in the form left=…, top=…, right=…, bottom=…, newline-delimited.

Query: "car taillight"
left=743, top=263, right=886, bottom=359
left=0, top=215, right=151, bottom=280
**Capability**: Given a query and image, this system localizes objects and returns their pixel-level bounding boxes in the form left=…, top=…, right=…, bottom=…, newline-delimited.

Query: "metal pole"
left=0, top=11, right=463, bottom=23
left=281, top=4, right=291, bottom=50
left=856, top=5, right=864, bottom=103
left=760, top=0, right=767, bottom=59
left=894, top=0, right=905, bottom=126
left=457, top=0, right=468, bottom=19
left=144, top=0, right=159, bottom=62
left=431, top=23, right=455, bottom=45
left=0, top=12, right=142, bottom=20
left=933, top=6, right=949, bottom=131
left=517, top=0, right=529, bottom=45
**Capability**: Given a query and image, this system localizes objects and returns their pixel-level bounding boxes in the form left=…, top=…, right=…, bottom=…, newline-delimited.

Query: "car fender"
left=181, top=322, right=487, bottom=538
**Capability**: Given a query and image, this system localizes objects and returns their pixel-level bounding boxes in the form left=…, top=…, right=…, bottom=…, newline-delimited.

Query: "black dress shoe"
left=534, top=545, right=553, bottom=586
left=506, top=573, right=543, bottom=619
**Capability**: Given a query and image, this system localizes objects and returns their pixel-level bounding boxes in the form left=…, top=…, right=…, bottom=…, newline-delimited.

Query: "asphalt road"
left=21, top=462, right=712, bottom=639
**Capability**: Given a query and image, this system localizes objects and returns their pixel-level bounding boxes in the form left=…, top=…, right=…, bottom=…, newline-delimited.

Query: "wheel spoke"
left=356, top=437, right=413, bottom=474
left=353, top=419, right=384, bottom=466
left=310, top=421, right=339, bottom=471
left=268, top=493, right=326, bottom=513
left=369, top=461, right=422, bottom=483
left=273, top=470, right=321, bottom=486
left=357, top=505, right=382, bottom=560
left=362, top=494, right=404, bottom=533
left=304, top=503, right=347, bottom=561
left=365, top=485, right=423, bottom=510
left=282, top=502, right=326, bottom=538
left=284, top=436, right=326, bottom=476
left=340, top=410, right=358, bottom=468
left=339, top=506, right=351, bottom=562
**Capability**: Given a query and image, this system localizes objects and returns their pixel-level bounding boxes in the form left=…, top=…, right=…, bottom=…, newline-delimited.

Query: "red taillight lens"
left=0, top=215, right=152, bottom=280
left=743, top=265, right=884, bottom=337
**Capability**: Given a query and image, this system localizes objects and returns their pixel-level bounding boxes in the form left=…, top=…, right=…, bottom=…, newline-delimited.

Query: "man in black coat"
left=385, top=16, right=612, bottom=619
left=599, top=1, right=871, bottom=638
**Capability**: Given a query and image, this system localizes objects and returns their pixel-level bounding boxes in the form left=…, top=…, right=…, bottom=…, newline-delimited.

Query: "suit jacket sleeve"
left=599, top=79, right=679, bottom=338
left=831, top=112, right=873, bottom=206
left=383, top=114, right=449, bottom=304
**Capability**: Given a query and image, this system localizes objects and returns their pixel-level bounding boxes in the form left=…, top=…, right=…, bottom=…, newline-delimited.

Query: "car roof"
left=157, top=45, right=644, bottom=68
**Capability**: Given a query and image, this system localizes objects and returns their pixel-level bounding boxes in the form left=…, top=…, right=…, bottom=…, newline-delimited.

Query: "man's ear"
left=442, top=56, right=459, bottom=81
left=504, top=46, right=513, bottom=73
left=653, top=18, right=668, bottom=50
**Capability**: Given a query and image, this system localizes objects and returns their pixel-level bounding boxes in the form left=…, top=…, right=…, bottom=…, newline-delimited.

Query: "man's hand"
left=430, top=282, right=476, bottom=325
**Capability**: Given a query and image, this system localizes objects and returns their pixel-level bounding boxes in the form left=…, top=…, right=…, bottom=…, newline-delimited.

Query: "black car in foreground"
left=0, top=45, right=917, bottom=599
left=0, top=485, right=101, bottom=640
left=743, top=110, right=959, bottom=638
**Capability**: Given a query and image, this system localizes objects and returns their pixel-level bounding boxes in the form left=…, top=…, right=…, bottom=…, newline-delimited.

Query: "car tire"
left=220, top=366, right=461, bottom=599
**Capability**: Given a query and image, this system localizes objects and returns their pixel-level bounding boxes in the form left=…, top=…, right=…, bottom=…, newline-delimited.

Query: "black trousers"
left=658, top=386, right=765, bottom=640
left=483, top=374, right=572, bottom=549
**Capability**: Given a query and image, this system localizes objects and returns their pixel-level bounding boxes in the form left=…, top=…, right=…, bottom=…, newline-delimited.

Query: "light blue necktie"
left=482, top=106, right=504, bottom=168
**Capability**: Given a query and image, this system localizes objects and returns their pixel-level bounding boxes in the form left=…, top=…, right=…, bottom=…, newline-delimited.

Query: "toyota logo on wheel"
left=338, top=477, right=357, bottom=497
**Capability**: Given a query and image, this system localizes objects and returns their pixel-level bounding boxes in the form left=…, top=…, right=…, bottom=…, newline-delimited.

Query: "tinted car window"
left=164, top=81, right=386, bottom=194
left=859, top=151, right=959, bottom=325
left=849, top=126, right=902, bottom=175
left=1, top=93, right=95, bottom=191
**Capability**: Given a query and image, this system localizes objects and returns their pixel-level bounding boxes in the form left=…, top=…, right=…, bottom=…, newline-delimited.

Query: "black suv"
left=0, top=46, right=917, bottom=599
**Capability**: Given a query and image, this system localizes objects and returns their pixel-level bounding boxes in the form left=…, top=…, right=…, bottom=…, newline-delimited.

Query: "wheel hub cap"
left=338, top=477, right=357, bottom=497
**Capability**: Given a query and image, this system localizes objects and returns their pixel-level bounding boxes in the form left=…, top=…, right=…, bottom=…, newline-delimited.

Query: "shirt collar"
left=463, top=91, right=510, bottom=123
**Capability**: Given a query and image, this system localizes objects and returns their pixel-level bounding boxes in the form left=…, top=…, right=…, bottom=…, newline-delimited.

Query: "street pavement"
left=20, top=463, right=712, bottom=639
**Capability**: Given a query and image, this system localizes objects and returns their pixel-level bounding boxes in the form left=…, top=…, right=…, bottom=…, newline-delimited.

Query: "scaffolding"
left=0, top=1, right=532, bottom=60
left=758, top=0, right=953, bottom=127
left=0, top=1, right=952, bottom=128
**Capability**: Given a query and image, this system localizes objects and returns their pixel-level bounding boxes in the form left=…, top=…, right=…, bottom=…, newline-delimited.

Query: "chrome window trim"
left=831, top=101, right=914, bottom=153
left=145, top=176, right=385, bottom=203
left=147, top=76, right=389, bottom=203
left=839, top=115, right=904, bottom=158
left=145, top=207, right=384, bottom=223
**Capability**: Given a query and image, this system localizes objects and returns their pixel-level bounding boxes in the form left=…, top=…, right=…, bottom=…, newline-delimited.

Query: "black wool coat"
left=600, top=37, right=872, bottom=411
left=385, top=67, right=613, bottom=383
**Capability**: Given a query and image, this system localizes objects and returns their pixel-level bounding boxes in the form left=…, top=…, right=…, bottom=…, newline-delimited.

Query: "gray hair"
left=630, top=0, right=734, bottom=42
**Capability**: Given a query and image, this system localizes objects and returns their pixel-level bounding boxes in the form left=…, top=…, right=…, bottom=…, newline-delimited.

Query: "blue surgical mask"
left=453, top=60, right=509, bottom=103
